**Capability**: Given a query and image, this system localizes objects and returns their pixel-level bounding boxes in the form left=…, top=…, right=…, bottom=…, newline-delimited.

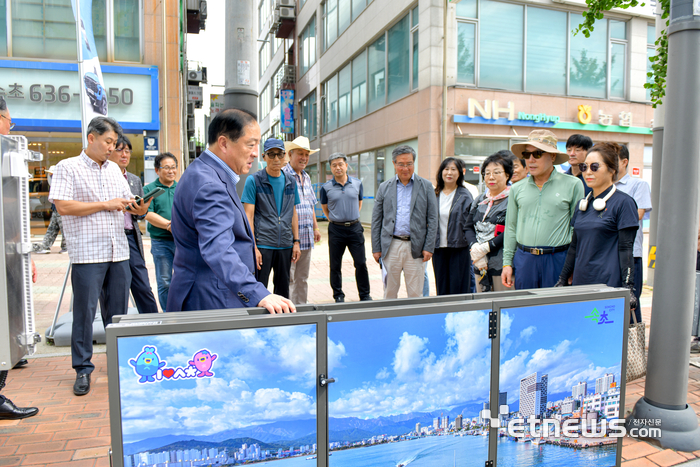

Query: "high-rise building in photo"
left=596, top=373, right=615, bottom=394
left=519, top=372, right=548, bottom=418
left=572, top=381, right=588, bottom=400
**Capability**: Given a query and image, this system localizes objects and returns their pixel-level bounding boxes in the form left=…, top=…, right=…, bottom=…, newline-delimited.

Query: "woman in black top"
left=465, top=153, right=513, bottom=292
left=556, top=142, right=639, bottom=312
left=433, top=157, right=473, bottom=295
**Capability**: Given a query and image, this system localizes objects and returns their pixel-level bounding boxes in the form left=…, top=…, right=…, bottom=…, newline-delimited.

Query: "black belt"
left=517, top=243, right=569, bottom=255
left=124, top=229, right=135, bottom=235
left=393, top=235, right=411, bottom=241
left=329, top=219, right=360, bottom=227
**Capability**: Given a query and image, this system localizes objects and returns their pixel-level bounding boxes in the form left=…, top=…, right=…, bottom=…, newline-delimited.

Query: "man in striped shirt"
left=49, top=117, right=150, bottom=396
left=283, top=136, right=321, bottom=304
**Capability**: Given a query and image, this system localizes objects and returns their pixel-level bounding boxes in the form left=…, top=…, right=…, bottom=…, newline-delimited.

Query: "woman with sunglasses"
left=432, top=157, right=473, bottom=295
left=465, top=153, right=513, bottom=291
left=556, top=142, right=639, bottom=310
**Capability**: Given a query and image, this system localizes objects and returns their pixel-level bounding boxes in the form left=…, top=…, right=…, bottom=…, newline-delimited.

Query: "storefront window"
left=114, top=0, right=140, bottom=62
left=457, top=22, right=476, bottom=85
left=387, top=15, right=410, bottom=103
left=610, top=43, right=626, bottom=99
left=570, top=18, right=608, bottom=98
left=479, top=0, right=523, bottom=91
left=526, top=7, right=566, bottom=95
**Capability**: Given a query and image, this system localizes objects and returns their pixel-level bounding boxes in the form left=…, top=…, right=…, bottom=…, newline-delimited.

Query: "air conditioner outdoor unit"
left=187, top=102, right=194, bottom=116
left=199, top=0, right=207, bottom=19
left=275, top=0, right=295, bottom=8
left=279, top=7, right=295, bottom=19
left=273, top=10, right=281, bottom=24
left=283, top=65, right=296, bottom=83
left=188, top=140, right=196, bottom=153
left=188, top=70, right=203, bottom=82
left=187, top=116, right=195, bottom=128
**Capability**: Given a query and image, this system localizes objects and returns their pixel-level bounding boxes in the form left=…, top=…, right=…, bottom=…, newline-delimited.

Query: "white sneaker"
left=34, top=248, right=50, bottom=254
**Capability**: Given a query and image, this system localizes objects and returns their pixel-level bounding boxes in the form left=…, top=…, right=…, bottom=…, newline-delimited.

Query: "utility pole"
left=626, top=0, right=700, bottom=451
left=225, top=0, right=259, bottom=194
left=646, top=2, right=666, bottom=287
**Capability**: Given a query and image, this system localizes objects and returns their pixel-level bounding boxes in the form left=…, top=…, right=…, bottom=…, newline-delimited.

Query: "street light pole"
left=626, top=0, right=700, bottom=451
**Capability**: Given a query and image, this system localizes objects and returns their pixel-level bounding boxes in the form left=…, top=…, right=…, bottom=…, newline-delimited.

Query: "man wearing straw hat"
left=282, top=136, right=321, bottom=304
left=502, top=130, right=585, bottom=289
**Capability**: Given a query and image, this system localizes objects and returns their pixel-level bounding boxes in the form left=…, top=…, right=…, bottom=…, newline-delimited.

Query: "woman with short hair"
left=465, top=153, right=513, bottom=291
left=432, top=157, right=474, bottom=295
left=556, top=142, right=639, bottom=311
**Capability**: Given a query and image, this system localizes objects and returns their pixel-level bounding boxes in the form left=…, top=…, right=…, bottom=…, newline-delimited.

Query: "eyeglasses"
left=158, top=165, right=178, bottom=171
left=521, top=150, right=547, bottom=159
left=265, top=151, right=285, bottom=159
left=1, top=114, right=15, bottom=130
left=395, top=163, right=414, bottom=169
left=484, top=171, right=505, bottom=178
left=578, top=162, right=602, bottom=173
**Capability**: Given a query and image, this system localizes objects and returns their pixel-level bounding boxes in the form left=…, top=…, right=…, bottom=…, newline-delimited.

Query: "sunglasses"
left=578, top=162, right=602, bottom=172
left=521, top=150, right=547, bottom=159
left=265, top=151, right=285, bottom=159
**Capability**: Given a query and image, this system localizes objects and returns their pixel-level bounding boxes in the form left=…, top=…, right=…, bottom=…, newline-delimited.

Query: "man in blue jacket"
left=166, top=109, right=295, bottom=314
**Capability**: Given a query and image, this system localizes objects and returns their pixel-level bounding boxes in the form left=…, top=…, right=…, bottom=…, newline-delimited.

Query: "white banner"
left=71, top=0, right=108, bottom=145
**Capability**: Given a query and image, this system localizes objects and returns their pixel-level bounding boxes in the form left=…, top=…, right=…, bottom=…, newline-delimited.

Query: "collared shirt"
left=394, top=174, right=414, bottom=236
left=206, top=148, right=240, bottom=185
left=144, top=178, right=178, bottom=241
left=503, top=168, right=585, bottom=266
left=122, top=171, right=134, bottom=230
left=48, top=152, right=132, bottom=264
left=615, top=173, right=652, bottom=257
left=319, top=176, right=363, bottom=223
left=283, top=163, right=317, bottom=250
left=566, top=166, right=592, bottom=196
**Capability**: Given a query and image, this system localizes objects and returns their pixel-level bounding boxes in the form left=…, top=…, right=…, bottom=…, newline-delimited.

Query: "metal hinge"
left=488, top=311, right=498, bottom=339
left=485, top=461, right=494, bottom=467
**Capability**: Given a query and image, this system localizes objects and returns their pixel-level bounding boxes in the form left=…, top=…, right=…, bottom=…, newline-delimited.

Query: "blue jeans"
left=151, top=238, right=175, bottom=311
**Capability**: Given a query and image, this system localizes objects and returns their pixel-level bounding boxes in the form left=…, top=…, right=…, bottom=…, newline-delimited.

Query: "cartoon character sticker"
left=129, top=346, right=218, bottom=384
left=129, top=346, right=166, bottom=383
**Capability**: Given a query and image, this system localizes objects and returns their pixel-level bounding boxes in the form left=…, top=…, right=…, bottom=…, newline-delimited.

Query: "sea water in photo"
left=116, top=324, right=319, bottom=466
left=326, top=310, right=493, bottom=467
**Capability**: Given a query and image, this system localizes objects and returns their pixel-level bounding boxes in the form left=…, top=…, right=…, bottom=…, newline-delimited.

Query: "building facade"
left=596, top=373, right=615, bottom=394
left=2, top=0, right=185, bottom=235
left=258, top=0, right=655, bottom=224
left=519, top=372, right=548, bottom=418
left=572, top=381, right=587, bottom=400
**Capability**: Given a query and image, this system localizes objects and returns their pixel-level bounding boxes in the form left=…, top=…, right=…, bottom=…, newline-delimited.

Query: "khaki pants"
left=383, top=239, right=424, bottom=299
left=289, top=248, right=313, bottom=304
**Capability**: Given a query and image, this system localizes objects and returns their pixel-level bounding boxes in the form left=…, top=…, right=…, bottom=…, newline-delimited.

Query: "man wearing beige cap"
left=282, top=136, right=321, bottom=304
left=502, top=130, right=584, bottom=289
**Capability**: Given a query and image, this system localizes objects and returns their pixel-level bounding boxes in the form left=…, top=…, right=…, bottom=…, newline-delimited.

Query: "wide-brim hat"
left=284, top=136, right=319, bottom=155
left=511, top=130, right=568, bottom=165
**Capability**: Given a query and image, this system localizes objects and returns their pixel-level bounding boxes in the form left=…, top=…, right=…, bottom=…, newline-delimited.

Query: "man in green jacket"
left=502, top=130, right=584, bottom=289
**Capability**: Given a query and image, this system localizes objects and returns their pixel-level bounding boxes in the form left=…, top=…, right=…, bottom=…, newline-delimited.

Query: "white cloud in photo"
left=519, top=325, right=536, bottom=341
left=376, top=367, right=390, bottom=380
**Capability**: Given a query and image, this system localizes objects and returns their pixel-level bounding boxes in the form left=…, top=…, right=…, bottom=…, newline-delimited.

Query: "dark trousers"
left=632, top=257, right=643, bottom=323
left=72, top=261, right=130, bottom=374
left=432, top=247, right=472, bottom=295
left=328, top=222, right=371, bottom=300
left=258, top=248, right=292, bottom=298
left=125, top=232, right=158, bottom=314
left=513, top=248, right=567, bottom=289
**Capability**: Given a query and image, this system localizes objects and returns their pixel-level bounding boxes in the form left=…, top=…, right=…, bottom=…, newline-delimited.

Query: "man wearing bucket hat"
left=502, top=130, right=585, bottom=289
left=33, top=165, right=68, bottom=254
left=242, top=137, right=301, bottom=299
left=282, top=136, right=321, bottom=304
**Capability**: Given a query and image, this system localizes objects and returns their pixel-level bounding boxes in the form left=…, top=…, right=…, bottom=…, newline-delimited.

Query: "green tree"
left=573, top=0, right=669, bottom=107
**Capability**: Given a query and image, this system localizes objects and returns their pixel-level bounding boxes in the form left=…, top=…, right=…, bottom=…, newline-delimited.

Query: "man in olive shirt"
left=144, top=152, right=178, bottom=310
left=502, top=130, right=584, bottom=289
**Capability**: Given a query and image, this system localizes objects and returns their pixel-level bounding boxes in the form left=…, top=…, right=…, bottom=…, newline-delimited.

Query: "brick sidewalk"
left=1, top=229, right=699, bottom=466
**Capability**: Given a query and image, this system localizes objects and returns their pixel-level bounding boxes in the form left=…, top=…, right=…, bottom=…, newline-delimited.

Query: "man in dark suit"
left=167, top=109, right=295, bottom=314
left=106, top=135, right=158, bottom=314
left=371, top=145, right=438, bottom=299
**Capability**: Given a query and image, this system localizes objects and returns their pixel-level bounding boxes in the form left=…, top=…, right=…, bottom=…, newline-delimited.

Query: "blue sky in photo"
left=117, top=324, right=318, bottom=443
left=499, top=298, right=626, bottom=404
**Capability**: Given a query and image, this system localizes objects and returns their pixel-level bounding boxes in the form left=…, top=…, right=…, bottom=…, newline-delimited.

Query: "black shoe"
left=360, top=296, right=373, bottom=301
left=73, top=373, right=91, bottom=396
left=0, top=397, right=38, bottom=420
left=13, top=359, right=28, bottom=369
left=335, top=297, right=345, bottom=303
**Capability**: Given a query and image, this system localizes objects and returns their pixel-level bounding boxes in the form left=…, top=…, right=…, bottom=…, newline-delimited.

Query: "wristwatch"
left=294, top=239, right=300, bottom=243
